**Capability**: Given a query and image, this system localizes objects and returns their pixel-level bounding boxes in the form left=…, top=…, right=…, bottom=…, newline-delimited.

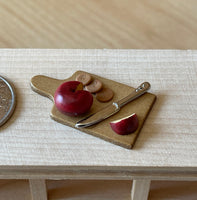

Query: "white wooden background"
left=0, top=49, right=196, bottom=169
left=0, top=49, right=197, bottom=200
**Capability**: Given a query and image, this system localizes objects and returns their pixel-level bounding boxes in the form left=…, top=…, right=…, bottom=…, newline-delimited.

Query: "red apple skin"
left=54, top=81, right=93, bottom=116
left=110, top=113, right=139, bottom=135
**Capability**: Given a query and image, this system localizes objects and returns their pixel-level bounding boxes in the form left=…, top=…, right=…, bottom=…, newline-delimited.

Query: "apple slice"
left=54, top=81, right=93, bottom=116
left=110, top=113, right=139, bottom=135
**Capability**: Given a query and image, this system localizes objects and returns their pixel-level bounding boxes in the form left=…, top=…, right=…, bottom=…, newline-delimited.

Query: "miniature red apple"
left=54, top=81, right=93, bottom=116
left=110, top=113, right=139, bottom=135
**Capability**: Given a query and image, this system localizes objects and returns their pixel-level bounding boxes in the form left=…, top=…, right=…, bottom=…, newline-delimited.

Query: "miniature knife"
left=75, top=82, right=151, bottom=128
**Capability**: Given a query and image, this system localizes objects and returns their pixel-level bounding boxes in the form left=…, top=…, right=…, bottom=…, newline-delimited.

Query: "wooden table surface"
left=0, top=49, right=197, bottom=199
left=0, top=48, right=196, bottom=168
left=0, top=0, right=197, bottom=49
left=0, top=49, right=196, bottom=200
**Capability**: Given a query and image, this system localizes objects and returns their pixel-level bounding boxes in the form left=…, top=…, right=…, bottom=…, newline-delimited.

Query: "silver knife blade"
left=75, top=82, right=150, bottom=128
left=75, top=102, right=120, bottom=128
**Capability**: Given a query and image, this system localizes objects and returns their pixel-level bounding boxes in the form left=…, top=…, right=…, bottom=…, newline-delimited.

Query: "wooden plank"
left=0, top=49, right=196, bottom=169
left=131, top=179, right=151, bottom=200
left=29, top=179, right=48, bottom=200
left=0, top=166, right=197, bottom=181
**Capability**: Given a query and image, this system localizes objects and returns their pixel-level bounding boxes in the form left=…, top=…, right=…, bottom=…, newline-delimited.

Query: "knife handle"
left=116, top=82, right=151, bottom=108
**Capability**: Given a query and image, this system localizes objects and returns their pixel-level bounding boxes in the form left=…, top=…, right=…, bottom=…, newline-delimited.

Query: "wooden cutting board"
left=31, top=71, right=156, bottom=149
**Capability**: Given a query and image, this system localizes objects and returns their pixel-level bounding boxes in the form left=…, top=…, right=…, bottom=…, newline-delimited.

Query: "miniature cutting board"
left=31, top=71, right=156, bottom=149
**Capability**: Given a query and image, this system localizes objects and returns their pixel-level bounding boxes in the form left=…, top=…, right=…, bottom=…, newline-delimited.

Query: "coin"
left=0, top=76, right=16, bottom=127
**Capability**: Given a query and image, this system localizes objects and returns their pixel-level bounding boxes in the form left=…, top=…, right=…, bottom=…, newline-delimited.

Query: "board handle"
left=31, top=75, right=62, bottom=101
